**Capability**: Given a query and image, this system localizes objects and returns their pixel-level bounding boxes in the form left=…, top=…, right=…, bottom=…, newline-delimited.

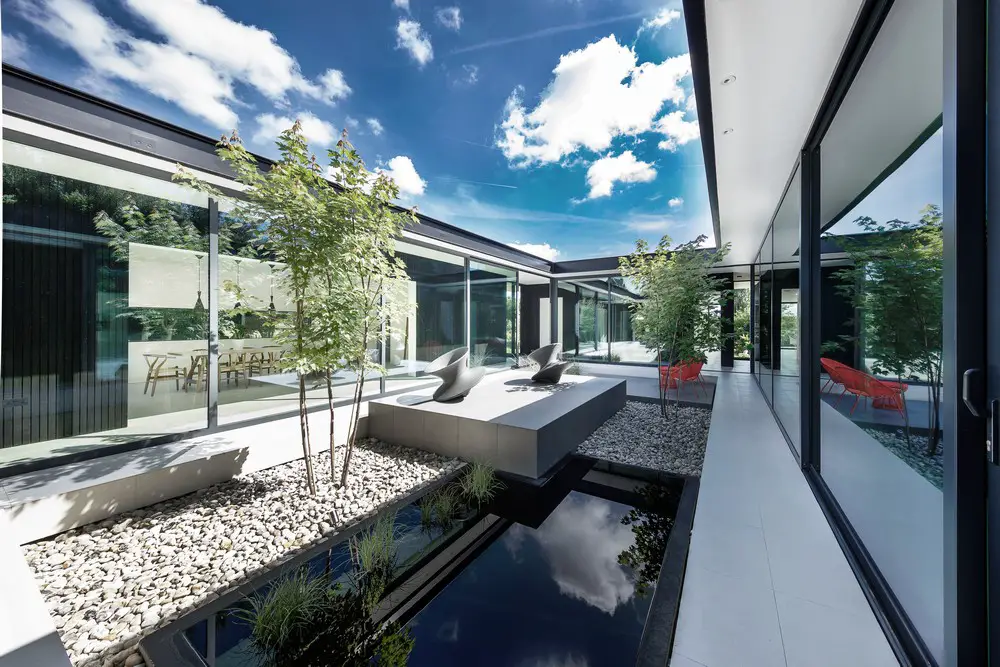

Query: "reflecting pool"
left=404, top=491, right=660, bottom=667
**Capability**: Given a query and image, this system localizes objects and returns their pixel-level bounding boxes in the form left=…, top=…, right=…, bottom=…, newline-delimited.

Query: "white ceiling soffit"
left=705, top=0, right=865, bottom=265
left=820, top=0, right=942, bottom=229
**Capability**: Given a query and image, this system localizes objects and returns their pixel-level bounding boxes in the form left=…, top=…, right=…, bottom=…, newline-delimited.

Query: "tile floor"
left=670, top=372, right=899, bottom=667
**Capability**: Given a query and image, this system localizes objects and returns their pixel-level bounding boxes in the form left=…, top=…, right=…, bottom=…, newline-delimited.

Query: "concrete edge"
left=635, top=475, right=701, bottom=667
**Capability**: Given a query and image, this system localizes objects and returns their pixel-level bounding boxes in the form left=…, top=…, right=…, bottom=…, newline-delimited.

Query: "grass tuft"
left=352, top=511, right=399, bottom=577
left=234, top=568, right=331, bottom=661
left=459, top=462, right=504, bottom=506
left=427, top=485, right=463, bottom=529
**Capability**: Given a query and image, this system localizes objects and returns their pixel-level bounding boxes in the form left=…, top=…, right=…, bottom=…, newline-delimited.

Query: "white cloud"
left=345, top=116, right=360, bottom=130
left=11, top=0, right=351, bottom=130
left=461, top=64, right=479, bottom=85
left=668, top=196, right=684, bottom=208
left=496, top=36, right=691, bottom=166
left=367, top=118, right=385, bottom=136
left=253, top=112, right=336, bottom=148
left=393, top=0, right=410, bottom=10
left=585, top=151, right=656, bottom=199
left=504, top=494, right=636, bottom=614
left=521, top=657, right=589, bottom=667
left=507, top=242, right=560, bottom=261
left=316, top=68, right=351, bottom=102
left=396, top=19, right=433, bottom=67
left=13, top=0, right=238, bottom=127
left=3, top=32, right=31, bottom=66
left=654, top=110, right=700, bottom=151
left=625, top=217, right=671, bottom=233
left=435, top=6, right=462, bottom=31
left=686, top=92, right=698, bottom=114
left=378, top=156, right=426, bottom=196
left=123, top=0, right=350, bottom=104
left=636, top=7, right=681, bottom=38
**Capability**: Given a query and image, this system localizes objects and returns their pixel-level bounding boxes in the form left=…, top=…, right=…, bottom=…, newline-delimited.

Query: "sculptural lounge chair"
left=528, top=343, right=573, bottom=384
left=425, top=347, right=486, bottom=402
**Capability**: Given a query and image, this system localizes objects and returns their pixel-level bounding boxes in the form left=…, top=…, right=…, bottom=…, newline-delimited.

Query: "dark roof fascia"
left=0, top=64, right=553, bottom=273
left=680, top=0, right=722, bottom=248
left=550, top=256, right=623, bottom=274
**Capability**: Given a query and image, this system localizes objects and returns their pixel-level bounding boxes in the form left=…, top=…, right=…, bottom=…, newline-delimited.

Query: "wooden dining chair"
left=143, top=353, right=183, bottom=397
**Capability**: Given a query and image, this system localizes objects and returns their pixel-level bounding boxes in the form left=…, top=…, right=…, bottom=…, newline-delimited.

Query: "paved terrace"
left=671, top=372, right=897, bottom=667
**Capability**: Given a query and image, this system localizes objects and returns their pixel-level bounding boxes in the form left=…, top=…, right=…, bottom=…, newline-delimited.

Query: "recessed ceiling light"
left=723, top=128, right=734, bottom=135
left=721, top=75, right=736, bottom=85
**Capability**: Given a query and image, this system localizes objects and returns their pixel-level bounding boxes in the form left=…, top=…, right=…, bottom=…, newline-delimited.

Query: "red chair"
left=820, top=357, right=851, bottom=393
left=659, top=360, right=708, bottom=398
left=834, top=365, right=909, bottom=420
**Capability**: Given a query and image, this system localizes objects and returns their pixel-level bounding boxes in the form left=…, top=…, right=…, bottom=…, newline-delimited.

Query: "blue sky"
left=1, top=0, right=710, bottom=260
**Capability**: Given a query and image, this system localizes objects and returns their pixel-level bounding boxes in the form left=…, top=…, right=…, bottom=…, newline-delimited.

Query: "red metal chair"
left=820, top=357, right=851, bottom=393
left=834, top=365, right=909, bottom=420
left=659, top=360, right=708, bottom=398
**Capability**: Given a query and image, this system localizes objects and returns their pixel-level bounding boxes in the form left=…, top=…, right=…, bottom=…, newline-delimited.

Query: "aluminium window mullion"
left=207, top=198, right=220, bottom=428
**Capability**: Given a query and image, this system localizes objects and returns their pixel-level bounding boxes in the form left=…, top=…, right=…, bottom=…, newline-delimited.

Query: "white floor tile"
left=763, top=528, right=871, bottom=615
left=668, top=651, right=709, bottom=667
left=775, top=593, right=899, bottom=667
left=689, top=518, right=773, bottom=588
left=671, top=373, right=896, bottom=667
left=673, top=565, right=786, bottom=667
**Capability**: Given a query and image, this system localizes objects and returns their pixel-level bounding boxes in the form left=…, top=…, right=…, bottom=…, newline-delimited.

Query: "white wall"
left=129, top=243, right=294, bottom=311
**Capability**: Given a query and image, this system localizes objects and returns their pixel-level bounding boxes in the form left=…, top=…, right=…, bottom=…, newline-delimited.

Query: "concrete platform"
left=368, top=370, right=626, bottom=478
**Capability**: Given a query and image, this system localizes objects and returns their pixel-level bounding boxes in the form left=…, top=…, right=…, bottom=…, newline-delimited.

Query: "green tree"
left=175, top=122, right=333, bottom=495
left=733, top=287, right=751, bottom=358
left=176, top=124, right=415, bottom=490
left=619, top=235, right=732, bottom=416
left=829, top=206, right=943, bottom=455
left=319, top=133, right=413, bottom=487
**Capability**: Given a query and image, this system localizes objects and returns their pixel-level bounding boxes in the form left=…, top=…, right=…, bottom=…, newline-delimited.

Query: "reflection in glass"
left=758, top=229, right=773, bottom=404
left=470, top=261, right=517, bottom=370
left=386, top=243, right=467, bottom=390
left=771, top=168, right=801, bottom=452
left=608, top=277, right=654, bottom=363
left=1, top=144, right=208, bottom=465
left=559, top=281, right=610, bottom=362
left=733, top=281, right=752, bottom=364
left=817, top=0, right=943, bottom=657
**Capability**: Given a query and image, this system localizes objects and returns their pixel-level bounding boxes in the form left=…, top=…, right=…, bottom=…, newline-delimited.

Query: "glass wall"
left=733, top=280, right=752, bottom=365
left=470, top=260, right=517, bottom=370
left=771, top=168, right=801, bottom=452
left=755, top=229, right=773, bottom=404
left=1, top=141, right=209, bottom=467
left=385, top=241, right=467, bottom=391
left=556, top=280, right=611, bottom=362
left=609, top=277, right=654, bottom=363
left=817, top=0, right=943, bottom=659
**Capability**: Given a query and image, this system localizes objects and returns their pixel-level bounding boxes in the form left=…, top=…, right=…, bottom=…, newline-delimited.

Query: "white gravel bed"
left=577, top=401, right=711, bottom=476
left=21, top=439, right=460, bottom=667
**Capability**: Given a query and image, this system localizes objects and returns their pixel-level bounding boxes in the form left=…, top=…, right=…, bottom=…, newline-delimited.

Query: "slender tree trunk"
left=902, top=390, right=911, bottom=445
left=926, top=362, right=942, bottom=457
left=341, top=328, right=369, bottom=487
left=341, top=371, right=366, bottom=487
left=657, top=349, right=665, bottom=419
left=296, top=299, right=317, bottom=496
left=326, top=368, right=336, bottom=482
left=298, top=373, right=317, bottom=496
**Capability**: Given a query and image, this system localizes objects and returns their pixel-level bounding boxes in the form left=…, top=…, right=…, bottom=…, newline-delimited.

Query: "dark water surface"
left=404, top=491, right=652, bottom=667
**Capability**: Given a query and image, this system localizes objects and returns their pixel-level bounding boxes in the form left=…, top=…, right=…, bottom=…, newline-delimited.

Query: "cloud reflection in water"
left=503, top=493, right=636, bottom=614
